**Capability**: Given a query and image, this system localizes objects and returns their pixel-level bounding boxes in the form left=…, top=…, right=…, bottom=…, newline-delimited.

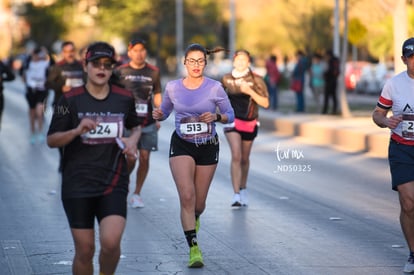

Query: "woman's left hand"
left=199, top=112, right=216, bottom=123
left=239, top=81, right=252, bottom=96
left=121, top=137, right=138, bottom=159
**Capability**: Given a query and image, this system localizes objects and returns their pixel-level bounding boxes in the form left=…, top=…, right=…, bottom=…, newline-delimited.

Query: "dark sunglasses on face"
left=90, top=60, right=114, bottom=70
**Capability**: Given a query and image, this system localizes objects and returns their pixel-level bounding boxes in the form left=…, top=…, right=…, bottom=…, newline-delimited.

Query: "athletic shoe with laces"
left=188, top=245, right=204, bottom=268
left=240, top=189, right=248, bottom=206
left=404, top=255, right=414, bottom=273
left=130, top=194, right=144, bottom=208
left=231, top=193, right=241, bottom=207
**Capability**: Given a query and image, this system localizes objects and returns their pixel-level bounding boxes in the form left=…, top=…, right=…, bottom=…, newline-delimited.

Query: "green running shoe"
left=188, top=245, right=204, bottom=268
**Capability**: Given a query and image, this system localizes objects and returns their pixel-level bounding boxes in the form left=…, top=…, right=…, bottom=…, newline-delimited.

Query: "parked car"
left=354, top=63, right=394, bottom=95
left=344, top=61, right=369, bottom=91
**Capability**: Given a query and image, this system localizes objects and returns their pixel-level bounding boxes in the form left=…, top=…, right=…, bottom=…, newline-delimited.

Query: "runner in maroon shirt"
left=113, top=38, right=162, bottom=208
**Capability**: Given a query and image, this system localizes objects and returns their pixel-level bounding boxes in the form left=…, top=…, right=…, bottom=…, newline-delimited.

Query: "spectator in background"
left=290, top=50, right=308, bottom=112
left=264, top=55, right=280, bottom=110
left=322, top=49, right=340, bottom=114
left=309, top=53, right=326, bottom=112
left=0, top=59, right=15, bottom=130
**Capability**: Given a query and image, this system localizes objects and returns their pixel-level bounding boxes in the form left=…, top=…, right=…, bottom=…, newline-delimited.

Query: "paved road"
left=0, top=79, right=408, bottom=275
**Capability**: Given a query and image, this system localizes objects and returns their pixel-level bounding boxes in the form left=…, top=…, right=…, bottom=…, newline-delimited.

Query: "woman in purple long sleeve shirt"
left=153, top=43, right=234, bottom=268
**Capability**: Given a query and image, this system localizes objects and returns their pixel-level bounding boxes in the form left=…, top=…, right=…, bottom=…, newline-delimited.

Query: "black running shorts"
left=62, top=191, right=127, bottom=229
left=169, top=131, right=219, bottom=165
left=389, top=139, right=414, bottom=191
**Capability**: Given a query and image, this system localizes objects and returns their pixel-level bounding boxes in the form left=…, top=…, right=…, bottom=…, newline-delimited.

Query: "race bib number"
left=402, top=113, right=414, bottom=140
left=180, top=122, right=209, bottom=135
left=83, top=122, right=118, bottom=139
left=80, top=115, right=124, bottom=145
left=135, top=102, right=148, bottom=117
left=179, top=116, right=212, bottom=141
left=65, top=78, right=84, bottom=88
left=28, top=78, right=45, bottom=90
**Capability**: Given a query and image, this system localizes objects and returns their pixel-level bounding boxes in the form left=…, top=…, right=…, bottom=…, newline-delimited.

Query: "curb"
left=259, top=112, right=390, bottom=158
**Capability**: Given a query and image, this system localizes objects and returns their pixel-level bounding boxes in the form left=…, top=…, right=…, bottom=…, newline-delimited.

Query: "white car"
left=354, top=63, right=393, bottom=95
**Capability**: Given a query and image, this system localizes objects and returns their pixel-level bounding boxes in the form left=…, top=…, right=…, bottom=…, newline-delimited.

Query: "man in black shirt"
left=322, top=49, right=340, bottom=114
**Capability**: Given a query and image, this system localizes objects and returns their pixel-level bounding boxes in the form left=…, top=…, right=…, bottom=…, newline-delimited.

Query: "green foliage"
left=23, top=1, right=67, bottom=50
left=18, top=0, right=414, bottom=68
left=184, top=0, right=224, bottom=47
left=94, top=0, right=225, bottom=73
left=96, top=0, right=155, bottom=41
left=348, top=18, right=367, bottom=46
left=281, top=2, right=333, bottom=55
left=365, top=14, right=393, bottom=60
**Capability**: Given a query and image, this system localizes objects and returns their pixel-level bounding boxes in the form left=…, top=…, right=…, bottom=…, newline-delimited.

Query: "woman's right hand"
left=152, top=108, right=164, bottom=121
left=75, top=118, right=97, bottom=136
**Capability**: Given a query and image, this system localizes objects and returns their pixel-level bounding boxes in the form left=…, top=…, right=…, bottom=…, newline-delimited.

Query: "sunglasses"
left=90, top=60, right=115, bottom=70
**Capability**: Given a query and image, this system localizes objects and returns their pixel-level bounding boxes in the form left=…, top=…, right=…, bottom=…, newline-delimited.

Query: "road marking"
left=2, top=240, right=33, bottom=275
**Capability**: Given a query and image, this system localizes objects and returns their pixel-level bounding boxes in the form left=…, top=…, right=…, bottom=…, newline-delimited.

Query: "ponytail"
left=184, top=43, right=229, bottom=59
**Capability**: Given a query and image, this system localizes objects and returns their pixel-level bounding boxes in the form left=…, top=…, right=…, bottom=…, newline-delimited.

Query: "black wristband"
left=215, top=113, right=222, bottom=122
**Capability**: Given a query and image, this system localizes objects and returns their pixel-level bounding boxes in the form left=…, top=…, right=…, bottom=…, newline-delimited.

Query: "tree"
left=96, top=0, right=224, bottom=73
left=22, top=1, right=67, bottom=50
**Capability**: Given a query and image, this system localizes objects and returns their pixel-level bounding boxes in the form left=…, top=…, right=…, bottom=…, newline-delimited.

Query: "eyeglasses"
left=90, top=60, right=114, bottom=70
left=185, top=58, right=206, bottom=66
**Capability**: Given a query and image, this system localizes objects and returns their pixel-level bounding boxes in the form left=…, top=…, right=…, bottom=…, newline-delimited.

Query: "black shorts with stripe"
left=169, top=131, right=219, bottom=165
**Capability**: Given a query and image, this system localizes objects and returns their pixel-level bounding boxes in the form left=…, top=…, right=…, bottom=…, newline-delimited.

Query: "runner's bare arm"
left=372, top=106, right=402, bottom=129
left=47, top=118, right=97, bottom=148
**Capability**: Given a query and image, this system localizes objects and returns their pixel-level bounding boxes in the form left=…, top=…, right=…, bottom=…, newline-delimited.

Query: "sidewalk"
left=164, top=75, right=389, bottom=158
left=257, top=89, right=390, bottom=158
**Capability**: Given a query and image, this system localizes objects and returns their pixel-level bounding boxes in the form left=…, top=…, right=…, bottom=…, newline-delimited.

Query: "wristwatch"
left=215, top=113, right=222, bottom=122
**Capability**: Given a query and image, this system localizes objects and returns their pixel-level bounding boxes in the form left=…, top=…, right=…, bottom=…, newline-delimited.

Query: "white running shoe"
left=231, top=193, right=241, bottom=207
left=130, top=194, right=145, bottom=208
left=404, top=255, right=414, bottom=273
left=240, top=189, right=248, bottom=206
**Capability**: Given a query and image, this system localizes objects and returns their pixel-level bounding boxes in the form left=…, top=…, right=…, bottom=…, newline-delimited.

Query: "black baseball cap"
left=402, top=37, right=414, bottom=58
left=85, top=42, right=116, bottom=63
left=128, top=38, right=146, bottom=49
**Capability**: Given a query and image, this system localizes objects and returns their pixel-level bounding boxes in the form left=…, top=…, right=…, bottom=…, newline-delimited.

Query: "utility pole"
left=393, top=0, right=407, bottom=74
left=339, top=0, right=351, bottom=118
left=229, top=0, right=236, bottom=56
left=333, top=0, right=340, bottom=56
left=176, top=0, right=183, bottom=76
